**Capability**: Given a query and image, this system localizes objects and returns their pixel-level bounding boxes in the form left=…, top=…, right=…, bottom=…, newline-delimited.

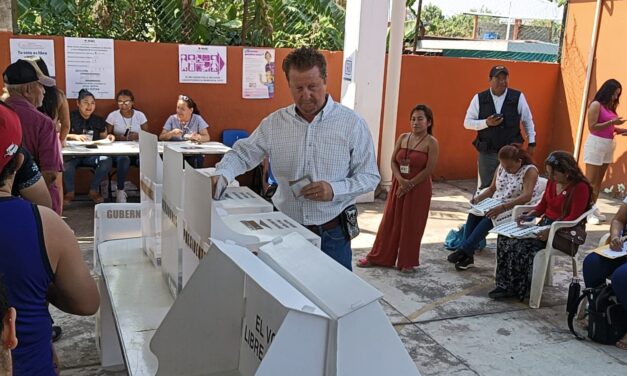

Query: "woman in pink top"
left=583, top=79, right=626, bottom=224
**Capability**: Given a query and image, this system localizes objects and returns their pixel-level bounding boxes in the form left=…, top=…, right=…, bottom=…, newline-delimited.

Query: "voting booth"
left=93, top=203, right=142, bottom=369
left=139, top=130, right=163, bottom=266
left=151, top=234, right=420, bottom=376
left=151, top=239, right=330, bottom=375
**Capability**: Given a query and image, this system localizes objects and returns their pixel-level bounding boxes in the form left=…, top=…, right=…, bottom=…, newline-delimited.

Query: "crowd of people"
left=1, top=45, right=626, bottom=376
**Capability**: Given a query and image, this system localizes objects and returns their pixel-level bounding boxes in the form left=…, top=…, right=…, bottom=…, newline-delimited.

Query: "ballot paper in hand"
left=289, top=175, right=312, bottom=197
left=489, top=221, right=550, bottom=239
left=468, top=198, right=503, bottom=216
left=213, top=175, right=229, bottom=200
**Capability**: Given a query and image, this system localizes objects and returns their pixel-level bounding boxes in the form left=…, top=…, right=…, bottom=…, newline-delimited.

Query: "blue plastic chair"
left=221, top=129, right=249, bottom=147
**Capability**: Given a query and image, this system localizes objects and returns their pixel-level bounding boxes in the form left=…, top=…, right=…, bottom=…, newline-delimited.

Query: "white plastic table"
left=62, top=140, right=231, bottom=156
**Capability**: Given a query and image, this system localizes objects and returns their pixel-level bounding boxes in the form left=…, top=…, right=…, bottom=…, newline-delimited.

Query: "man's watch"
left=528, top=142, right=536, bottom=147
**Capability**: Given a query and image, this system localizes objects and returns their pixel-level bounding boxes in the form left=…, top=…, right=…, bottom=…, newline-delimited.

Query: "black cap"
left=3, top=59, right=56, bottom=86
left=489, top=65, right=509, bottom=78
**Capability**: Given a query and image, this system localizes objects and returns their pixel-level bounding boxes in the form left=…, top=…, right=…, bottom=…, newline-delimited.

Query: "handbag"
left=550, top=185, right=588, bottom=256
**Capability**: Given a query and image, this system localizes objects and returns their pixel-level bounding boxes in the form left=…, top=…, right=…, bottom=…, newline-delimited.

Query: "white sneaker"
left=116, top=189, right=127, bottom=203
left=587, top=214, right=600, bottom=225
left=592, top=207, right=606, bottom=221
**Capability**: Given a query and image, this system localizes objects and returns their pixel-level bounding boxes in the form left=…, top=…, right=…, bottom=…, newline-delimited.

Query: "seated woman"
left=64, top=89, right=114, bottom=204
left=447, top=144, right=543, bottom=271
left=583, top=200, right=627, bottom=349
left=105, top=89, right=148, bottom=203
left=491, top=151, right=591, bottom=301
left=159, top=95, right=210, bottom=168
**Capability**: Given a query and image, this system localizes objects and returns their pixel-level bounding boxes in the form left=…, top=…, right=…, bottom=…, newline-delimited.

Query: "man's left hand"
left=301, top=181, right=334, bottom=201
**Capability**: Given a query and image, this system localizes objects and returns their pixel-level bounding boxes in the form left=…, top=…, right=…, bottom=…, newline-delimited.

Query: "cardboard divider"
left=139, top=130, right=163, bottom=265
left=151, top=239, right=329, bottom=376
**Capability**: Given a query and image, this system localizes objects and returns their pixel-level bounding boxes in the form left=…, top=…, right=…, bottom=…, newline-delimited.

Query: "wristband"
left=528, top=142, right=536, bottom=147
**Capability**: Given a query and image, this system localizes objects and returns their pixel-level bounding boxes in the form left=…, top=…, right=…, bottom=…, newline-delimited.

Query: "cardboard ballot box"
left=151, top=239, right=330, bottom=376
left=139, top=130, right=163, bottom=266
left=93, top=203, right=142, bottom=370
left=258, top=233, right=420, bottom=376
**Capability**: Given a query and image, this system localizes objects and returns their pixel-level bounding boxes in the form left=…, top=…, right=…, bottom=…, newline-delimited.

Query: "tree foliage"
left=16, top=0, right=346, bottom=50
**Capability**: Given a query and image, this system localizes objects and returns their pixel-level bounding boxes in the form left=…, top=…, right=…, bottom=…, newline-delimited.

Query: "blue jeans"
left=63, top=156, right=112, bottom=193
left=310, top=224, right=352, bottom=271
left=113, top=156, right=139, bottom=190
left=583, top=253, right=627, bottom=314
left=477, top=152, right=499, bottom=190
left=459, top=213, right=494, bottom=256
left=185, top=155, right=204, bottom=168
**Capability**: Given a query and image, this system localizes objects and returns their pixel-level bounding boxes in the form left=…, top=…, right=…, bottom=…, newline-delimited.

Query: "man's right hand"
left=486, top=115, right=504, bottom=127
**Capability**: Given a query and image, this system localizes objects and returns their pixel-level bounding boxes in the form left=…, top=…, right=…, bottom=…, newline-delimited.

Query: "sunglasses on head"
left=179, top=95, right=190, bottom=101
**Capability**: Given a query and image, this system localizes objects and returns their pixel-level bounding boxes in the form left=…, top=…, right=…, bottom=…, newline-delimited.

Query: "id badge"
left=400, top=159, right=410, bottom=174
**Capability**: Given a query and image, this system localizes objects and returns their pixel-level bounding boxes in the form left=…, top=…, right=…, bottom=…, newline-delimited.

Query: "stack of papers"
left=489, top=221, right=550, bottom=239
left=468, top=198, right=503, bottom=216
left=592, top=243, right=627, bottom=259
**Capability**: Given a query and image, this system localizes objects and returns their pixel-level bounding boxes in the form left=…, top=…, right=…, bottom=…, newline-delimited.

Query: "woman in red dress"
left=357, top=104, right=439, bottom=273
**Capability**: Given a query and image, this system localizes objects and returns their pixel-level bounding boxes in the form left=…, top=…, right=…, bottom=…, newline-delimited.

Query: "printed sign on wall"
left=179, top=45, right=227, bottom=84
left=64, top=37, right=115, bottom=99
left=242, top=48, right=275, bottom=99
left=10, top=39, right=56, bottom=76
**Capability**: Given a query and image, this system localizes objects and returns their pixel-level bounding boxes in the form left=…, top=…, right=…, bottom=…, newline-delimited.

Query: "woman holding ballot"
left=447, top=145, right=543, bottom=271
left=583, top=199, right=627, bottom=349
left=159, top=95, right=210, bottom=168
left=491, top=151, right=591, bottom=301
left=357, top=104, right=439, bottom=273
left=105, top=89, right=148, bottom=203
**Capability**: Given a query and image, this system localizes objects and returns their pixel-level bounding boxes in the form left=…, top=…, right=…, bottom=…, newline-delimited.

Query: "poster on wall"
left=179, top=45, right=227, bottom=84
left=64, top=37, right=115, bottom=99
left=10, top=39, right=56, bottom=76
left=242, top=48, right=275, bottom=99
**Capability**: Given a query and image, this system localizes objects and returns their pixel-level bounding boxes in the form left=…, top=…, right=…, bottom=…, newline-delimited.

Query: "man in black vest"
left=464, top=65, right=536, bottom=190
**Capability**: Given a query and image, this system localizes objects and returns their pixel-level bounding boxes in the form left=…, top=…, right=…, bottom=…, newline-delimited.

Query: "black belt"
left=305, top=216, right=341, bottom=235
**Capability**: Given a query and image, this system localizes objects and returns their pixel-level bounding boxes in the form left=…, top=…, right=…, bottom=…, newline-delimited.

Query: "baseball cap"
left=0, top=104, right=23, bottom=172
left=489, top=65, right=509, bottom=78
left=3, top=59, right=56, bottom=87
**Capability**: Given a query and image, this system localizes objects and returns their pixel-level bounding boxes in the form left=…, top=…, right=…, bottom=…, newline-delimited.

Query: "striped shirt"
left=215, top=95, right=380, bottom=225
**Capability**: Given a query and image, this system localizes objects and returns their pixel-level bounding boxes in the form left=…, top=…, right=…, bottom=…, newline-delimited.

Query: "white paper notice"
left=10, top=39, right=56, bottom=76
left=243, top=48, right=275, bottom=99
left=179, top=45, right=227, bottom=84
left=64, top=37, right=115, bottom=99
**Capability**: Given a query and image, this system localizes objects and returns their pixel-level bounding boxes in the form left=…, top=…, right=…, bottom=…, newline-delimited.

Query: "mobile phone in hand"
left=493, top=113, right=503, bottom=120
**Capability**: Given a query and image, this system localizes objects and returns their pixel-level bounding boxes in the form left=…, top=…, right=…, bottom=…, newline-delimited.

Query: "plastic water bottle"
left=85, top=130, right=94, bottom=142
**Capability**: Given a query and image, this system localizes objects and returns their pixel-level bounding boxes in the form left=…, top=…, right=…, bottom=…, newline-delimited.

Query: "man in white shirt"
left=213, top=47, right=380, bottom=270
left=464, top=65, right=536, bottom=190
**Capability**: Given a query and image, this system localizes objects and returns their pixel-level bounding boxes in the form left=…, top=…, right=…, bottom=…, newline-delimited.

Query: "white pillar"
left=379, top=0, right=405, bottom=189
left=341, top=0, right=390, bottom=201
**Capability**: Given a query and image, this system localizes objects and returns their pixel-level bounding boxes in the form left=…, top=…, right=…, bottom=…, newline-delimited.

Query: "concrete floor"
left=54, top=180, right=627, bottom=375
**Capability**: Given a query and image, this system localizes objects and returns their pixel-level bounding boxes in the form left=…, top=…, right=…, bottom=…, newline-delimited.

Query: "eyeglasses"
left=117, top=100, right=132, bottom=105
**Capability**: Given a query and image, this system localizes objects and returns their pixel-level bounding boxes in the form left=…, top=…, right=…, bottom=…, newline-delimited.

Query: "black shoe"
left=52, top=326, right=62, bottom=343
left=488, top=287, right=514, bottom=300
left=454, top=255, right=474, bottom=270
left=447, top=250, right=465, bottom=263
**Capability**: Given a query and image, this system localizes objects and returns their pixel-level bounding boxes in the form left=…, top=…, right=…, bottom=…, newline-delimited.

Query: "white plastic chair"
left=510, top=204, right=595, bottom=308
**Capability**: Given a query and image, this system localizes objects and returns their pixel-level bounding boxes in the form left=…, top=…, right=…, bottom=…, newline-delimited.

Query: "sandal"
left=88, top=191, right=105, bottom=204
left=617, top=335, right=627, bottom=350
left=356, top=258, right=375, bottom=268
left=399, top=267, right=415, bottom=274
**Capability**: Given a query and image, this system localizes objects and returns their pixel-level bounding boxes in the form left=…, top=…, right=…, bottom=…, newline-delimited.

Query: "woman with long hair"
left=490, top=151, right=592, bottom=301
left=583, top=79, right=625, bottom=224
left=357, top=104, right=439, bottom=273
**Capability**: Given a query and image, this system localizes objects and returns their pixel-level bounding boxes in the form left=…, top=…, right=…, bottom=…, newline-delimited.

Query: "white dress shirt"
left=215, top=95, right=380, bottom=226
left=464, top=88, right=536, bottom=143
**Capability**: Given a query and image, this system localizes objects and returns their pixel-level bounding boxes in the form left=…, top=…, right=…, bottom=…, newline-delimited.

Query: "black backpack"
left=568, top=283, right=627, bottom=344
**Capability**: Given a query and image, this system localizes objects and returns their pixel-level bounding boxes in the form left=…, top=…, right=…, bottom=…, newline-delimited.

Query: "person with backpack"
left=583, top=199, right=627, bottom=349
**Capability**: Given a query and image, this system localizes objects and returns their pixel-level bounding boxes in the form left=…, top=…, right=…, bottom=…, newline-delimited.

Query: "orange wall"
left=0, top=33, right=343, bottom=138
left=395, top=55, right=559, bottom=180
left=1, top=32, right=562, bottom=181
left=554, top=0, right=627, bottom=189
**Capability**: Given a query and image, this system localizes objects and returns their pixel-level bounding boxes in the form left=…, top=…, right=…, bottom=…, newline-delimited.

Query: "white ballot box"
left=93, top=203, right=142, bottom=370
left=214, top=186, right=273, bottom=215
left=151, top=239, right=330, bottom=376
left=258, top=233, right=420, bottom=376
left=139, top=130, right=163, bottom=266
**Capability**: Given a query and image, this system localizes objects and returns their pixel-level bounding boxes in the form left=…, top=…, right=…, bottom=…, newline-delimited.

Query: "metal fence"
left=405, top=0, right=567, bottom=63
left=15, top=0, right=346, bottom=50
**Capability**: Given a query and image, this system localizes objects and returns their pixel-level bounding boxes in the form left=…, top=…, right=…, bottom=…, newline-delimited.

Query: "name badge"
left=400, top=160, right=410, bottom=174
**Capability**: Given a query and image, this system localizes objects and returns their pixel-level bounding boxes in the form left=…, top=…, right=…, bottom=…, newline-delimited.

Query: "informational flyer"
left=179, top=45, right=227, bottom=84
left=10, top=39, right=56, bottom=76
left=242, top=48, right=275, bottom=99
left=64, top=37, right=115, bottom=99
